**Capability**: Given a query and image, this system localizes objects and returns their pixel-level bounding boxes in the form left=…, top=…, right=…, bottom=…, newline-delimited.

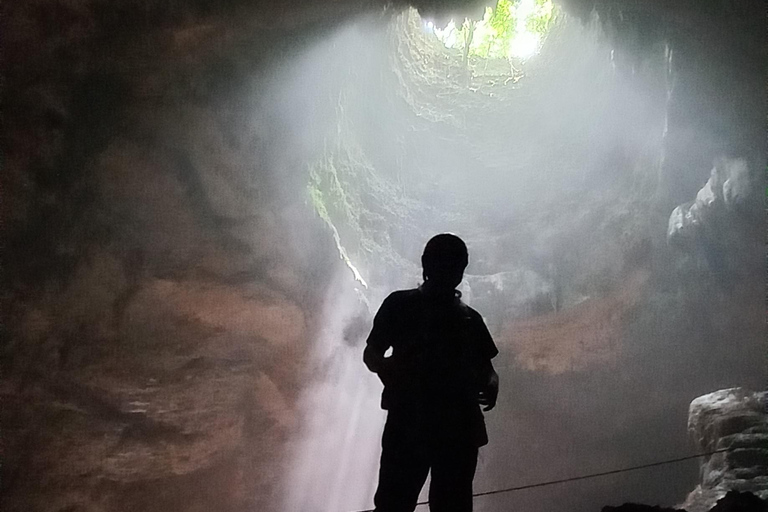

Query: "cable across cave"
left=350, top=448, right=731, bottom=512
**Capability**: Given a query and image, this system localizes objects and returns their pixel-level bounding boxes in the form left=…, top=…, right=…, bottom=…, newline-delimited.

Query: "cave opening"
left=299, top=4, right=649, bottom=294
left=430, top=0, right=557, bottom=63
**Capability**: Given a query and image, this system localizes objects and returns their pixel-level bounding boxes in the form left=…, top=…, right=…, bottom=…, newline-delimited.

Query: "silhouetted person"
left=364, top=234, right=499, bottom=512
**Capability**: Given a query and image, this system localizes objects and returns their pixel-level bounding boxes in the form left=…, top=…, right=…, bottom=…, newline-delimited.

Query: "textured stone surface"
left=668, top=158, right=761, bottom=255
left=682, top=389, right=768, bottom=512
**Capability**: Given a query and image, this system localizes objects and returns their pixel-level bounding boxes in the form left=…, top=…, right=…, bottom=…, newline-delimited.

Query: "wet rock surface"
left=667, top=158, right=762, bottom=288
left=682, top=389, right=768, bottom=512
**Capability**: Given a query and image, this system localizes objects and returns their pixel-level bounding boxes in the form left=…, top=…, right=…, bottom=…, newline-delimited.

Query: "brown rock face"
left=503, top=268, right=649, bottom=374
left=1, top=5, right=343, bottom=510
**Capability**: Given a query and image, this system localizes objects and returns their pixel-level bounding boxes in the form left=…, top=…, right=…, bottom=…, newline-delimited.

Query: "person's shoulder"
left=461, top=302, right=492, bottom=325
left=378, top=288, right=420, bottom=317
left=459, top=302, right=488, bottom=323
left=460, top=301, right=497, bottom=354
left=384, top=288, right=421, bottom=305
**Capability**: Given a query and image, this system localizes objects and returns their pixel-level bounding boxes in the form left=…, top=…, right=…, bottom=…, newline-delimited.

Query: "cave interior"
left=2, top=0, right=765, bottom=511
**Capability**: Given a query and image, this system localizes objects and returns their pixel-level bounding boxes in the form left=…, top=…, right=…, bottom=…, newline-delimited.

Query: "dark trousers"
left=373, top=411, right=479, bottom=512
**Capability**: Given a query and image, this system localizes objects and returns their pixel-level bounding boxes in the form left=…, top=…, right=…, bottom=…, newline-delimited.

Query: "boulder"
left=682, top=389, right=768, bottom=512
left=709, top=490, right=768, bottom=512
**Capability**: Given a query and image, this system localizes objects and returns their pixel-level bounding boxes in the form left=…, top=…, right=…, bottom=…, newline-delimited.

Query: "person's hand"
left=478, top=370, right=499, bottom=411
left=377, top=357, right=400, bottom=388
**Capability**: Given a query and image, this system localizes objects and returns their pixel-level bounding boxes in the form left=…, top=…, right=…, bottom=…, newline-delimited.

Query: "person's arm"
left=363, top=295, right=395, bottom=379
left=477, top=358, right=499, bottom=411
left=363, top=344, right=387, bottom=374
left=472, top=309, right=500, bottom=411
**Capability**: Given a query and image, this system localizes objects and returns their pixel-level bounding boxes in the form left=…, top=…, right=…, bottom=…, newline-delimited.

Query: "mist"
left=255, top=5, right=763, bottom=512
left=253, top=7, right=764, bottom=512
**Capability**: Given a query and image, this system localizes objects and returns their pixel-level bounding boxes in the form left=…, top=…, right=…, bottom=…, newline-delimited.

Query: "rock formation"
left=601, top=390, right=768, bottom=512
left=709, top=491, right=768, bottom=512
left=682, top=389, right=768, bottom=512
left=602, top=491, right=768, bottom=512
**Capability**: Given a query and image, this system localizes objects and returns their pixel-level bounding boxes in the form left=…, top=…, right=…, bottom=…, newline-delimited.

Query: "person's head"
left=421, top=233, right=468, bottom=291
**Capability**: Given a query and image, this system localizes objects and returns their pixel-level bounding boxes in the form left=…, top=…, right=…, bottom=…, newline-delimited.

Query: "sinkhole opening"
left=302, top=4, right=644, bottom=303
left=429, top=0, right=557, bottom=64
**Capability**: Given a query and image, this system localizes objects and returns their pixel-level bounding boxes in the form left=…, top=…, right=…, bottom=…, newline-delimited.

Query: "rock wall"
left=1, top=3, right=352, bottom=511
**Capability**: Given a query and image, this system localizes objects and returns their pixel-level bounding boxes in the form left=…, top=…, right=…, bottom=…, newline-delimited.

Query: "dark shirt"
left=366, top=287, right=498, bottom=446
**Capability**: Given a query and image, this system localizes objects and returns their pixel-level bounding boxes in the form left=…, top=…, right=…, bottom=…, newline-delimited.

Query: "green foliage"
left=470, top=0, right=516, bottom=59
left=487, top=0, right=515, bottom=56
left=434, top=0, right=556, bottom=60
left=525, top=0, right=555, bottom=36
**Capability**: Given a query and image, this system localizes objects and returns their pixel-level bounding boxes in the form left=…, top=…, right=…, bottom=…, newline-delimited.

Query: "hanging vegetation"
left=434, top=0, right=557, bottom=60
